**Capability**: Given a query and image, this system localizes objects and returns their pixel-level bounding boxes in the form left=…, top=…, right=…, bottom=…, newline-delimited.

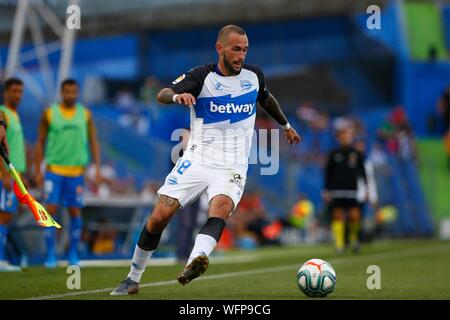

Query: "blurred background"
left=0, top=0, right=448, bottom=266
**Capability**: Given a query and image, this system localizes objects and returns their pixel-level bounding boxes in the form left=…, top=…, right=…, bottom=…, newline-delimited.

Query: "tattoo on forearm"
left=157, top=88, right=176, bottom=104
left=261, top=93, right=288, bottom=126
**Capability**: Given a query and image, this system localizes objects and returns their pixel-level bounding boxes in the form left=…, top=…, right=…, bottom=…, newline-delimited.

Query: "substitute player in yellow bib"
left=35, top=79, right=101, bottom=267
left=0, top=78, right=25, bottom=272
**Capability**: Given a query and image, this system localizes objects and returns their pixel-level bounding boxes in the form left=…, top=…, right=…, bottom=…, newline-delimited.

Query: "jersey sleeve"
left=245, top=64, right=270, bottom=104
left=169, top=65, right=210, bottom=98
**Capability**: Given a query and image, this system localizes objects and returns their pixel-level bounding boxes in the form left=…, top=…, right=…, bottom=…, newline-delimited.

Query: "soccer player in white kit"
left=111, top=25, right=301, bottom=295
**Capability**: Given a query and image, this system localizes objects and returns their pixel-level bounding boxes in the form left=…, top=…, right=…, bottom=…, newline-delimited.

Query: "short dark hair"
left=4, top=78, right=23, bottom=90
left=217, top=25, right=246, bottom=43
left=61, top=78, right=78, bottom=90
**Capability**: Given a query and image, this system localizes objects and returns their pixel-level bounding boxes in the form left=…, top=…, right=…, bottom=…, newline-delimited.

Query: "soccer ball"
left=297, top=258, right=336, bottom=297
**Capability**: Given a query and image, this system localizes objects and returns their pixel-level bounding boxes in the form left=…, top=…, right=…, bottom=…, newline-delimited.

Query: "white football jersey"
left=170, top=63, right=269, bottom=171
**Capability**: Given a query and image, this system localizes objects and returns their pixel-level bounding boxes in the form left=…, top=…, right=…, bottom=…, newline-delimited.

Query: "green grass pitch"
left=0, top=239, right=448, bottom=300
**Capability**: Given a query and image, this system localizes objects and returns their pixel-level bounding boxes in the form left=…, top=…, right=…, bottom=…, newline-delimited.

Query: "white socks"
left=187, top=234, right=217, bottom=266
left=127, top=245, right=154, bottom=283
left=127, top=234, right=218, bottom=281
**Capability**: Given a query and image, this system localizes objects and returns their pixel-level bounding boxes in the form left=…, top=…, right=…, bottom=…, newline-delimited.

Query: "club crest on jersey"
left=240, top=80, right=253, bottom=91
left=172, top=74, right=185, bottom=84
left=214, top=82, right=225, bottom=91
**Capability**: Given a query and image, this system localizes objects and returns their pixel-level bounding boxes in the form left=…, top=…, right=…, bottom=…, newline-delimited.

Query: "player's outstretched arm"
left=0, top=113, right=11, bottom=191
left=87, top=112, right=102, bottom=186
left=0, top=111, right=9, bottom=154
left=34, top=112, right=49, bottom=188
left=260, top=93, right=301, bottom=146
left=157, top=88, right=196, bottom=107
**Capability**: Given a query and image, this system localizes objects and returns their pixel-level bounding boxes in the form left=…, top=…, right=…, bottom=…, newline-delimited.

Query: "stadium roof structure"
left=0, top=0, right=388, bottom=42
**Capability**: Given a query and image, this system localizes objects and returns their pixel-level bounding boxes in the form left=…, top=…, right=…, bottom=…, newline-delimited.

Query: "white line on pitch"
left=23, top=244, right=448, bottom=300
left=53, top=254, right=258, bottom=268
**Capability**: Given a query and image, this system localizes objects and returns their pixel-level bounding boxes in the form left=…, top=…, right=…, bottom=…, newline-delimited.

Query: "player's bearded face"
left=223, top=51, right=242, bottom=75
left=220, top=33, right=248, bottom=75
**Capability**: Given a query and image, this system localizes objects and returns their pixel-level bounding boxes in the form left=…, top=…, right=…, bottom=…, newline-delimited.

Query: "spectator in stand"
left=140, top=77, right=160, bottom=108
left=378, top=106, right=417, bottom=162
left=116, top=87, right=140, bottom=130
left=140, top=77, right=162, bottom=132
left=295, top=102, right=331, bottom=163
left=392, top=107, right=417, bottom=162
left=82, top=76, right=106, bottom=105
left=86, top=162, right=134, bottom=196
left=140, top=181, right=160, bottom=203
left=377, top=119, right=398, bottom=155
left=90, top=217, right=118, bottom=256
left=115, top=87, right=136, bottom=110
left=367, top=141, right=391, bottom=205
left=281, top=196, right=314, bottom=242
left=296, top=102, right=317, bottom=125
left=228, top=189, right=278, bottom=247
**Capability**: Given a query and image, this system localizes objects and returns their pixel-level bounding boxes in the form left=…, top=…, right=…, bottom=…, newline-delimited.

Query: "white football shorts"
left=157, top=156, right=247, bottom=210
